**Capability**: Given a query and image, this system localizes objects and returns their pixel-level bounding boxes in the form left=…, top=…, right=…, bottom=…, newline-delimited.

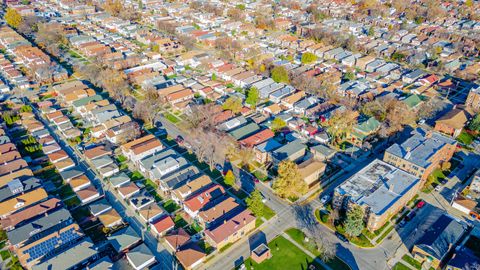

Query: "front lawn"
left=284, top=228, right=351, bottom=270
left=402, top=254, right=422, bottom=270
left=392, top=262, right=410, bottom=270
left=241, top=236, right=326, bottom=270
left=164, top=112, right=180, bottom=124
left=457, top=130, right=474, bottom=145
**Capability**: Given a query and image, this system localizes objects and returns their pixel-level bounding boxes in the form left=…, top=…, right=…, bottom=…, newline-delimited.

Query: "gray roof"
left=0, top=177, right=42, bottom=202
left=32, top=238, right=98, bottom=270
left=88, top=199, right=112, bottom=216
left=91, top=156, right=114, bottom=169
left=217, top=116, right=247, bottom=132
left=271, top=140, right=305, bottom=162
left=87, top=256, right=114, bottom=270
left=228, top=122, right=260, bottom=140
left=311, top=144, right=336, bottom=158
left=162, top=165, right=201, bottom=190
left=60, top=166, right=85, bottom=181
left=415, top=214, right=466, bottom=260
left=109, top=172, right=130, bottom=187
left=256, top=138, right=282, bottom=153
left=107, top=226, right=141, bottom=253
left=72, top=94, right=104, bottom=108
left=7, top=208, right=73, bottom=245
left=126, top=243, right=155, bottom=268
left=385, top=128, right=456, bottom=168
left=335, top=159, right=420, bottom=215
left=139, top=149, right=177, bottom=173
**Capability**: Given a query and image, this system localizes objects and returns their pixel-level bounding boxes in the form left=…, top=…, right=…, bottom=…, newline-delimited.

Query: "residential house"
left=434, top=108, right=470, bottom=138
left=412, top=214, right=467, bottom=269
left=204, top=209, right=255, bottom=249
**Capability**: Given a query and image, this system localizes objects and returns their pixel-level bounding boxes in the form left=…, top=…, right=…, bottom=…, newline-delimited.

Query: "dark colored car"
left=405, top=211, right=416, bottom=221
left=440, top=179, right=448, bottom=185
left=175, top=135, right=184, bottom=144
left=335, top=232, right=348, bottom=243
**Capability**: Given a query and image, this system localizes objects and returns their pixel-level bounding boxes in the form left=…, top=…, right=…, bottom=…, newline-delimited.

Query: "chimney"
left=426, top=131, right=433, bottom=139
left=243, top=217, right=246, bottom=225
left=389, top=184, right=394, bottom=192
left=224, top=219, right=227, bottom=224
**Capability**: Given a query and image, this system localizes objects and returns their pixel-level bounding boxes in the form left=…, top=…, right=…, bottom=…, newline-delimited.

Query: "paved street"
left=27, top=99, right=175, bottom=270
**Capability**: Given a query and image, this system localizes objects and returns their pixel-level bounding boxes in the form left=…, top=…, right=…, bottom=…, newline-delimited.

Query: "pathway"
left=282, top=232, right=333, bottom=270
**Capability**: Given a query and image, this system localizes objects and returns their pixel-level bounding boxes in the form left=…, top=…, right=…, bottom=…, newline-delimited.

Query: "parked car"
left=215, top=164, right=223, bottom=172
left=405, top=211, right=416, bottom=221
left=440, top=179, right=448, bottom=185
left=335, top=232, right=348, bottom=243
left=416, top=200, right=425, bottom=209
left=175, top=135, right=184, bottom=144
left=434, top=184, right=442, bottom=192
left=398, top=220, right=406, bottom=228
left=320, top=195, right=330, bottom=205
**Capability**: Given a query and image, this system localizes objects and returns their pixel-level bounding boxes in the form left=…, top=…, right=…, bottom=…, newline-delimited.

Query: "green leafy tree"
left=273, top=160, right=307, bottom=199
left=271, top=66, right=289, bottom=83
left=211, top=73, right=217, bottom=80
left=367, top=26, right=375, bottom=36
left=246, top=189, right=264, bottom=217
left=245, top=87, right=259, bottom=107
left=5, top=8, right=23, bottom=29
left=271, top=117, right=286, bottom=132
left=222, top=97, right=243, bottom=114
left=468, top=114, right=480, bottom=132
left=224, top=170, right=236, bottom=186
left=343, top=72, right=356, bottom=81
left=344, top=205, right=365, bottom=237
left=301, top=52, right=317, bottom=64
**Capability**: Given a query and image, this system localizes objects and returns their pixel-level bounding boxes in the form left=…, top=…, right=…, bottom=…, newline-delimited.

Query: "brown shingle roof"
left=0, top=188, right=48, bottom=217
left=0, top=198, right=61, bottom=229
left=204, top=209, right=255, bottom=244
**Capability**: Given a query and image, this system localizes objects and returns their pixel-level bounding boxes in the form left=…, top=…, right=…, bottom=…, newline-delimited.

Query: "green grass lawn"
left=63, top=196, right=81, bottom=208
left=392, top=262, right=410, bottom=270
left=163, top=199, right=180, bottom=213
left=144, top=178, right=158, bottom=190
left=285, top=228, right=351, bottom=270
left=57, top=185, right=75, bottom=199
left=174, top=214, right=188, bottom=228
left=116, top=155, right=127, bottom=163
left=164, top=112, right=180, bottom=124
left=0, top=250, right=11, bottom=260
left=242, top=236, right=326, bottom=270
left=402, top=254, right=422, bottom=270
left=376, top=226, right=395, bottom=243
left=130, top=171, right=144, bottom=181
left=457, top=130, right=474, bottom=145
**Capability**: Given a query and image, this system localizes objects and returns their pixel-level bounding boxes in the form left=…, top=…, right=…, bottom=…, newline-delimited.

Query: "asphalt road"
left=28, top=100, right=176, bottom=270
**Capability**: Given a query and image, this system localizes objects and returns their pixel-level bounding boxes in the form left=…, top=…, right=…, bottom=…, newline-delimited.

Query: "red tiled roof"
left=239, top=129, right=274, bottom=148
left=152, top=215, right=174, bottom=235
left=184, top=184, right=225, bottom=213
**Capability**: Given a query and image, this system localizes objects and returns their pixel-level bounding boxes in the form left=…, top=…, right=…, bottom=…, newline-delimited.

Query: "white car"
left=320, top=195, right=330, bottom=205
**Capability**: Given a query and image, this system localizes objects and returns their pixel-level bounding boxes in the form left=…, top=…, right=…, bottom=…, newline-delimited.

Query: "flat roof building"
left=333, top=159, right=421, bottom=231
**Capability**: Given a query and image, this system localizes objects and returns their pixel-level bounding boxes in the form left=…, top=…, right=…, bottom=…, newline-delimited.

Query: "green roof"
left=228, top=122, right=260, bottom=140
left=72, top=94, right=104, bottom=107
left=403, top=94, right=423, bottom=109
left=352, top=117, right=380, bottom=139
